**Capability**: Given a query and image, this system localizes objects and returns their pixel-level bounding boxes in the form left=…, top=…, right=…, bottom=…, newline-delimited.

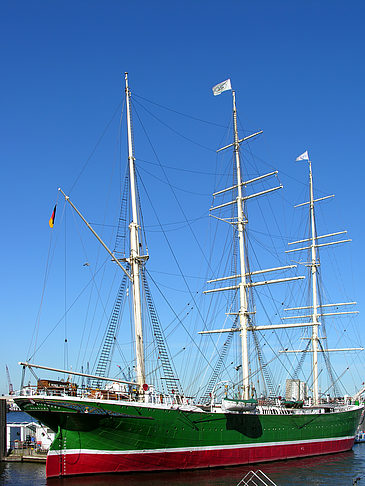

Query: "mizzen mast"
left=282, top=152, right=362, bottom=404
left=308, top=159, right=320, bottom=404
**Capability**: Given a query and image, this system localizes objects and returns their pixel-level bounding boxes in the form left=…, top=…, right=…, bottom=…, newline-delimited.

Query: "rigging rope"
left=132, top=97, right=215, bottom=153
left=133, top=92, right=228, bottom=128
left=68, top=101, right=124, bottom=195
left=28, top=191, right=61, bottom=361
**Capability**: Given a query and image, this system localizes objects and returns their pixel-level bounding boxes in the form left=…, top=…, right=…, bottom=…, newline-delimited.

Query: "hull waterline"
left=45, top=436, right=355, bottom=477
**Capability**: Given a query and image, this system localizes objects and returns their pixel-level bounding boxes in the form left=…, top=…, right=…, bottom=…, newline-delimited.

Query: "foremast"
left=124, top=72, right=147, bottom=389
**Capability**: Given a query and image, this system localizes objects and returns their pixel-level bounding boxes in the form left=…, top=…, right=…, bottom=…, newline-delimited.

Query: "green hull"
left=15, top=396, right=362, bottom=477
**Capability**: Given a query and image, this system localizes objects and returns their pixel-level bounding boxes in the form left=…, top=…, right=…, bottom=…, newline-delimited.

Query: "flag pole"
left=58, top=188, right=132, bottom=281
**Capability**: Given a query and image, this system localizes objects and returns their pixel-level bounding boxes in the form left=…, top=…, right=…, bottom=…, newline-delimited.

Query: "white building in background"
left=6, top=399, right=55, bottom=452
left=285, top=379, right=308, bottom=401
left=7, top=421, right=55, bottom=452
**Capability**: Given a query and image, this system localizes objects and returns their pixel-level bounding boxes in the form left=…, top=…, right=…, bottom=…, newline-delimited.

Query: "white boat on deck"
left=222, top=397, right=257, bottom=412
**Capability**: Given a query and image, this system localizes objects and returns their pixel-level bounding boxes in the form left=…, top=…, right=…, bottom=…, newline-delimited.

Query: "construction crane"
left=6, top=365, right=13, bottom=395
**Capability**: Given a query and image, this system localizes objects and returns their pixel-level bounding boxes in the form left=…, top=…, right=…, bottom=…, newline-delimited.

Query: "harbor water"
left=1, top=445, right=365, bottom=485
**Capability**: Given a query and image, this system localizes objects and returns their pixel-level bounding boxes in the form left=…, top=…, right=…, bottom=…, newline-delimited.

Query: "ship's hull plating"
left=15, top=396, right=362, bottom=478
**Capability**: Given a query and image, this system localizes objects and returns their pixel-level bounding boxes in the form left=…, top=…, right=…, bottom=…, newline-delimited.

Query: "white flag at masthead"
left=212, top=79, right=232, bottom=96
left=296, top=150, right=309, bottom=161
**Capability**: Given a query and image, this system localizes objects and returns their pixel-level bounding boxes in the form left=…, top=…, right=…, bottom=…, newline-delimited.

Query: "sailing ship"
left=14, top=75, right=363, bottom=478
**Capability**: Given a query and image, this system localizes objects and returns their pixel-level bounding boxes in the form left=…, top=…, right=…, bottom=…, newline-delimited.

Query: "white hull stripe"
left=48, top=435, right=354, bottom=456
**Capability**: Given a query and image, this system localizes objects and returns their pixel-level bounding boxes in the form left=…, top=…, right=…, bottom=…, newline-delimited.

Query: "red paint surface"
left=46, top=437, right=355, bottom=478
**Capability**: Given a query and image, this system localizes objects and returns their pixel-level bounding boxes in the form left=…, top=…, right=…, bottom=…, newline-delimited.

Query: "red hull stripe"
left=46, top=436, right=355, bottom=478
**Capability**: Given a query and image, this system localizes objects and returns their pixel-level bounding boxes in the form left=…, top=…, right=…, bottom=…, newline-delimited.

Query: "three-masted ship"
left=14, top=75, right=363, bottom=478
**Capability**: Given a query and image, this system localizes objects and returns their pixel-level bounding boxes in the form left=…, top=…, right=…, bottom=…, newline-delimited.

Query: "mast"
left=308, top=159, right=319, bottom=405
left=232, top=91, right=250, bottom=400
left=202, top=80, right=305, bottom=401
left=281, top=154, right=362, bottom=401
left=124, top=72, right=146, bottom=389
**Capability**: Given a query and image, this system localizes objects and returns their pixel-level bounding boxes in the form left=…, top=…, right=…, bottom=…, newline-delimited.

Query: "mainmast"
left=125, top=72, right=146, bottom=389
left=232, top=90, right=250, bottom=400
left=201, top=79, right=305, bottom=401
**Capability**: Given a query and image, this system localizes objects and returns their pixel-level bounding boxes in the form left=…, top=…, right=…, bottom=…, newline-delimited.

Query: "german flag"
left=49, top=205, right=57, bottom=228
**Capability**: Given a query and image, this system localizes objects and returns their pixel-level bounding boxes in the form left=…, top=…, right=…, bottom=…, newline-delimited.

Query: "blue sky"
left=1, top=1, right=364, bottom=396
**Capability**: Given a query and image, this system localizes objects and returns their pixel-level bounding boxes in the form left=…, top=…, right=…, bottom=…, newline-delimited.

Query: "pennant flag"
left=296, top=150, right=309, bottom=162
left=49, top=204, right=57, bottom=228
left=212, top=79, right=232, bottom=96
